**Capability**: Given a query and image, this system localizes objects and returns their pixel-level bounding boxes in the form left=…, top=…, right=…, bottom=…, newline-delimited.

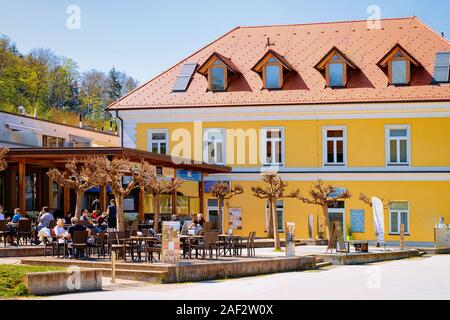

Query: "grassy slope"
left=0, top=265, right=65, bottom=298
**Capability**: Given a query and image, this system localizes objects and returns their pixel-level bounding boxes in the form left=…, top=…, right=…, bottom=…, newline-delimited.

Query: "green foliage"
left=0, top=33, right=138, bottom=129
left=0, top=264, right=64, bottom=297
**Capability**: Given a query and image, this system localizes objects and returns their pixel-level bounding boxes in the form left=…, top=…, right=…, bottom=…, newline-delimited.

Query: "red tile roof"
left=108, top=17, right=450, bottom=111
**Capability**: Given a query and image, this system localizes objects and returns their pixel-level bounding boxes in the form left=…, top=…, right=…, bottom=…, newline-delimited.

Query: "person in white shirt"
left=53, top=219, right=67, bottom=244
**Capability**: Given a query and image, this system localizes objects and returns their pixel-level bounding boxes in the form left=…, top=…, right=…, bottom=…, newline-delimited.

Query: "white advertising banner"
left=372, top=197, right=385, bottom=245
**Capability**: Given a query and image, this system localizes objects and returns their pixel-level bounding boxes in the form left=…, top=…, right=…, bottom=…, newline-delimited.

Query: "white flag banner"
left=372, top=197, right=385, bottom=245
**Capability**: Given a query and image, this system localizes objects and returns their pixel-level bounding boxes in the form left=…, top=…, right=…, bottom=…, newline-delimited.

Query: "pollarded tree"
left=251, top=172, right=299, bottom=251
left=142, top=173, right=183, bottom=234
left=211, top=181, right=244, bottom=233
left=297, top=180, right=351, bottom=240
left=47, top=156, right=107, bottom=219
left=0, top=147, right=8, bottom=171
left=101, top=158, right=155, bottom=232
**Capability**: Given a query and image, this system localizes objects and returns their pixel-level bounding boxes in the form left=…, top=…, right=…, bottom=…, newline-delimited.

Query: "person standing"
left=106, top=199, right=117, bottom=230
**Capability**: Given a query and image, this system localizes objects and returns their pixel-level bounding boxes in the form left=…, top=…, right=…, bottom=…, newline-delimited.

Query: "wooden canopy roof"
left=5, top=147, right=232, bottom=174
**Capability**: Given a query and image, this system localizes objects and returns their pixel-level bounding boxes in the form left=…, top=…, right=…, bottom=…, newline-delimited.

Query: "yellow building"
left=108, top=17, right=450, bottom=246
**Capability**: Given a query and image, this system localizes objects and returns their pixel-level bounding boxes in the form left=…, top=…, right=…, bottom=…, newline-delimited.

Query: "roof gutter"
left=115, top=110, right=124, bottom=147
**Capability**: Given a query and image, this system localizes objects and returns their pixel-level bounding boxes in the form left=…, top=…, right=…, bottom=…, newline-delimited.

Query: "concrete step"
left=316, top=261, right=332, bottom=268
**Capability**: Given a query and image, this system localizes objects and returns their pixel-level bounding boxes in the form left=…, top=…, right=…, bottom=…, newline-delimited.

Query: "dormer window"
left=314, top=47, right=358, bottom=88
left=210, top=60, right=226, bottom=91
left=251, top=50, right=294, bottom=90
left=377, top=44, right=421, bottom=86
left=197, top=52, right=240, bottom=92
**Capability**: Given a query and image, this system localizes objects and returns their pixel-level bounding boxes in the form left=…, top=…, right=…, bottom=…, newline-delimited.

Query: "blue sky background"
left=0, top=0, right=449, bottom=82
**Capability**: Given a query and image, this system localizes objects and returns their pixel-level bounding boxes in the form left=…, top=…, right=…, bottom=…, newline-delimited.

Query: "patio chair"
left=0, top=220, right=10, bottom=247
left=48, top=220, right=56, bottom=230
left=108, top=231, right=126, bottom=261
left=143, top=238, right=161, bottom=263
left=192, top=231, right=219, bottom=260
left=17, top=219, right=32, bottom=246
left=43, top=236, right=65, bottom=258
left=72, top=230, right=89, bottom=259
left=235, top=232, right=256, bottom=257
left=89, top=231, right=107, bottom=258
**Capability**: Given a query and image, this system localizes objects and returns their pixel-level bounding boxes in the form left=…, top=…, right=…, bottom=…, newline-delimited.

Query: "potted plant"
left=346, top=225, right=355, bottom=241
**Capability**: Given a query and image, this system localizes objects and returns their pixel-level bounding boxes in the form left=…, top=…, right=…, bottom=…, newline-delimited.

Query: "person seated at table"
left=96, top=211, right=108, bottom=225
left=188, top=220, right=202, bottom=235
left=53, top=219, right=68, bottom=244
left=92, top=210, right=101, bottom=220
left=11, top=208, right=23, bottom=223
left=170, top=214, right=178, bottom=222
left=37, top=207, right=54, bottom=231
left=67, top=217, right=90, bottom=258
left=197, top=213, right=206, bottom=227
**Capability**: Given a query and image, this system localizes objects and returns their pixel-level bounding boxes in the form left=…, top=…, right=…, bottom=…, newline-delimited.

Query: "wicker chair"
left=192, top=231, right=219, bottom=260
left=235, top=232, right=256, bottom=257
left=0, top=220, right=10, bottom=247
left=17, top=219, right=32, bottom=246
left=71, top=231, right=89, bottom=259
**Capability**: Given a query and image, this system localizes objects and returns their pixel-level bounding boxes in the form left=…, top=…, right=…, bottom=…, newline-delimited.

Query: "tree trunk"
left=153, top=195, right=161, bottom=234
left=74, top=190, right=84, bottom=219
left=115, top=194, right=125, bottom=232
left=267, top=200, right=274, bottom=238
left=321, top=205, right=331, bottom=240
left=271, top=198, right=281, bottom=250
left=217, top=198, right=223, bottom=234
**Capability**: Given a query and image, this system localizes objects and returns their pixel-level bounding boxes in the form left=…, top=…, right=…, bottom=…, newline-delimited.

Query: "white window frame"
left=385, top=125, right=411, bottom=166
left=322, top=126, right=347, bottom=167
left=260, top=127, right=285, bottom=167
left=265, top=200, right=284, bottom=232
left=203, top=128, right=226, bottom=165
left=389, top=202, right=410, bottom=235
left=147, top=129, right=169, bottom=155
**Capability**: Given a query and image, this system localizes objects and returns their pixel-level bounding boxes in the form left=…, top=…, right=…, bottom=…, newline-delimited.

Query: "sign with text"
left=161, top=221, right=180, bottom=264
left=176, top=170, right=201, bottom=181
left=285, top=222, right=296, bottom=256
left=350, top=209, right=365, bottom=233
left=228, top=207, right=242, bottom=230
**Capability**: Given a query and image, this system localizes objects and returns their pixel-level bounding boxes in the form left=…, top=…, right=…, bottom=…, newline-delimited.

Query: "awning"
left=6, top=123, right=42, bottom=133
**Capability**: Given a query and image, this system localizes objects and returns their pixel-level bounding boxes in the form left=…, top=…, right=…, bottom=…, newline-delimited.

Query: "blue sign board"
left=87, top=186, right=112, bottom=193
left=176, top=170, right=202, bottom=182
left=204, top=180, right=230, bottom=193
left=350, top=209, right=365, bottom=233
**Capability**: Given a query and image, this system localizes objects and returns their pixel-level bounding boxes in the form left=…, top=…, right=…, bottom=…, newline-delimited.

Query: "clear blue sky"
left=1, top=0, right=449, bottom=83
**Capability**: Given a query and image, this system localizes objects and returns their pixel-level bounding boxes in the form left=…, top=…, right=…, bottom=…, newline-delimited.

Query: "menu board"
left=161, top=221, right=180, bottom=264
left=350, top=209, right=365, bottom=233
left=228, top=207, right=242, bottom=230
left=285, top=222, right=296, bottom=257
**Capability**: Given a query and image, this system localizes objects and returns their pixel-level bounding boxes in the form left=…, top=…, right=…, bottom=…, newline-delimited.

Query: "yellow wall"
left=135, top=117, right=450, bottom=244
left=204, top=180, right=450, bottom=244
left=136, top=117, right=450, bottom=168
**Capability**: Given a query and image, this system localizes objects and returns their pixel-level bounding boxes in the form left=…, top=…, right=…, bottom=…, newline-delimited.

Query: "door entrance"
left=328, top=207, right=346, bottom=239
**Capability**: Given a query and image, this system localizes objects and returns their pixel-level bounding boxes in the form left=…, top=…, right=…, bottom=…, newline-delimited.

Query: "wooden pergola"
left=4, top=147, right=231, bottom=219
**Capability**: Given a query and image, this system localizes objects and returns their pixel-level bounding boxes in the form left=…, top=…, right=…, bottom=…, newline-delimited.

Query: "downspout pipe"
left=115, top=110, right=124, bottom=147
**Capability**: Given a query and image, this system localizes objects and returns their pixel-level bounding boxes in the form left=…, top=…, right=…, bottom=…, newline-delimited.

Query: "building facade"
left=108, top=17, right=450, bottom=246
left=0, top=110, right=120, bottom=148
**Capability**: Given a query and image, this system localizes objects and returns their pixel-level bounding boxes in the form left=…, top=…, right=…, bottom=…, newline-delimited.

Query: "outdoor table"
left=219, top=234, right=241, bottom=256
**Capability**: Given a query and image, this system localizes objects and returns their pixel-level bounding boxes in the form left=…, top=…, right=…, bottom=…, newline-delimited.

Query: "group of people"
left=0, top=198, right=119, bottom=247
left=176, top=213, right=206, bottom=235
